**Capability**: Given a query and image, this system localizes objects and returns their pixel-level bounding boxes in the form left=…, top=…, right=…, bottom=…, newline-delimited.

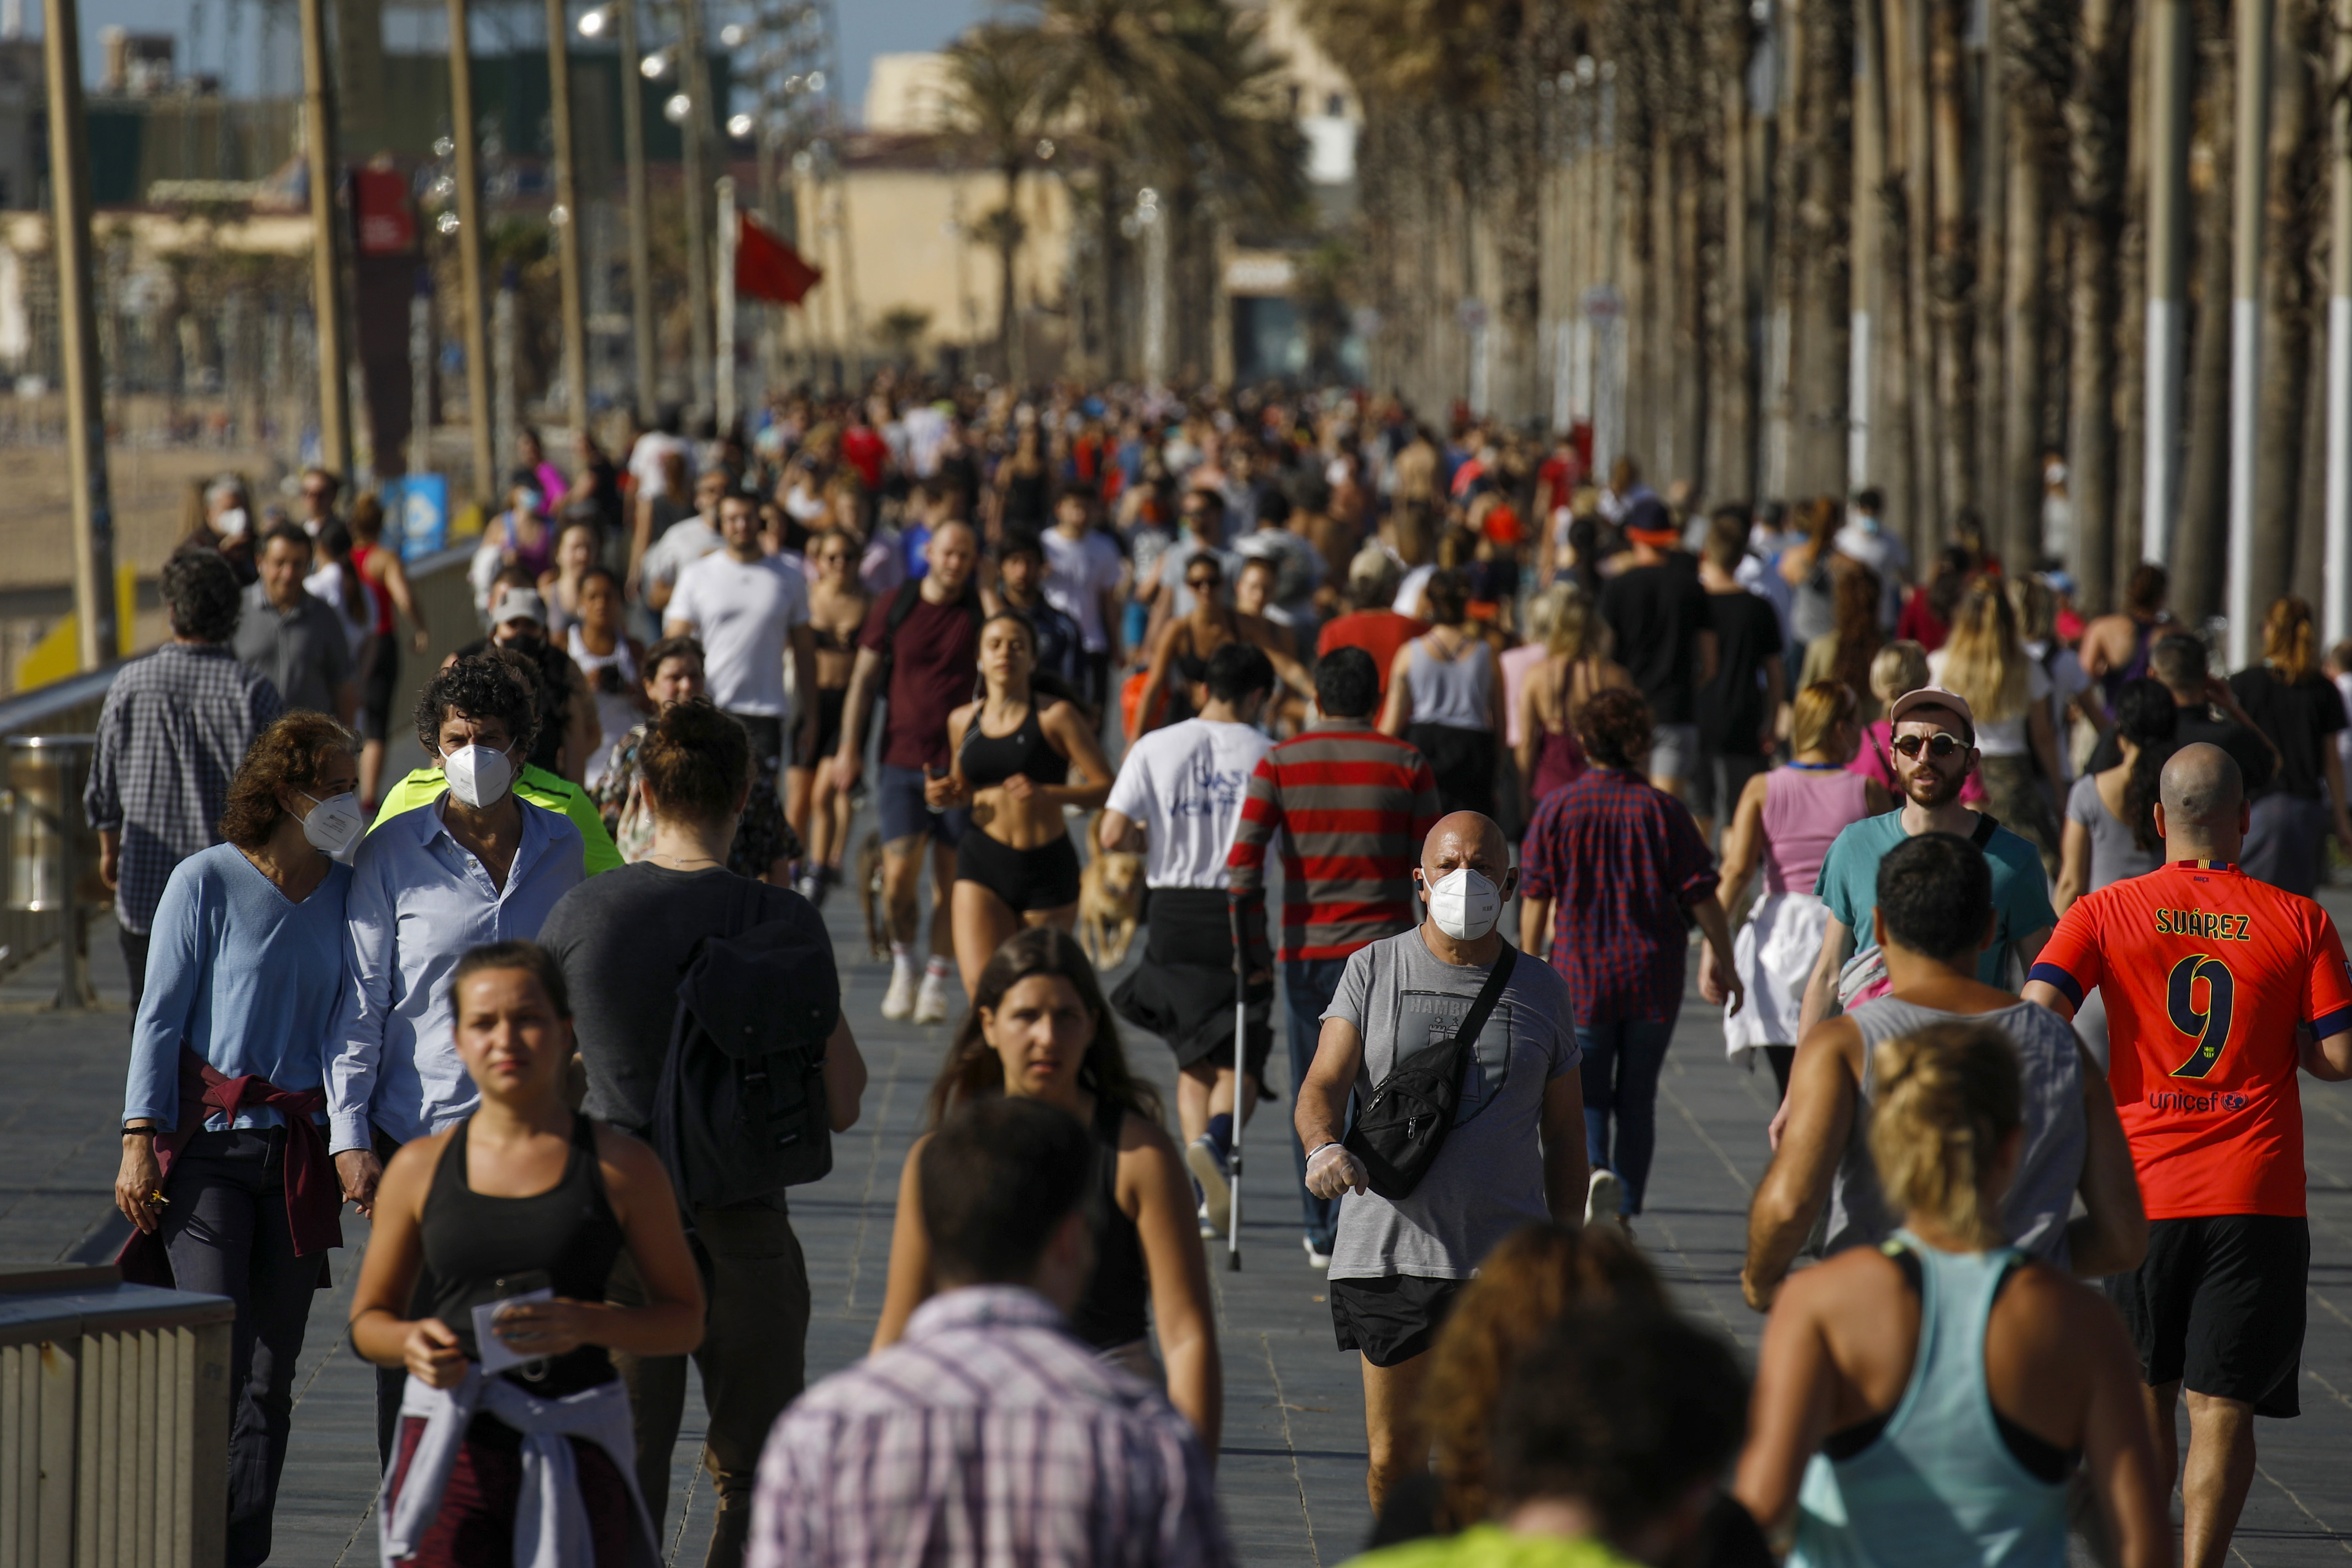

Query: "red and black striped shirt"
left=1226, top=721, right=1441, bottom=962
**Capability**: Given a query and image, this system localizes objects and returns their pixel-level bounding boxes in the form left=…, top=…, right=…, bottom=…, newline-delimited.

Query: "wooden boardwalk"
left=11, top=867, right=2352, bottom=1563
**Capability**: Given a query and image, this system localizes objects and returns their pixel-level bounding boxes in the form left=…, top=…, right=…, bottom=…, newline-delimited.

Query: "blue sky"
left=32, top=0, right=985, bottom=118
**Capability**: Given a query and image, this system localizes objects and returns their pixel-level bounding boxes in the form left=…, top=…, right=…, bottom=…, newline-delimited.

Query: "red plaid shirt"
left=1518, top=766, right=1717, bottom=1023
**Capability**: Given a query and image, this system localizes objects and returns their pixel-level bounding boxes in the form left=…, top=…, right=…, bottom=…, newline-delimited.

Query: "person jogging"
left=1736, top=1021, right=2170, bottom=1568
left=2023, top=742, right=2352, bottom=1568
left=1099, top=642, right=1279, bottom=1237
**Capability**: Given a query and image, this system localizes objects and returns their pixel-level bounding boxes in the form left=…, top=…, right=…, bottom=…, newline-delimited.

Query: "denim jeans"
left=1283, top=958, right=1353, bottom=1252
left=160, top=1128, right=322, bottom=1568
left=1576, top=1017, right=1679, bottom=1215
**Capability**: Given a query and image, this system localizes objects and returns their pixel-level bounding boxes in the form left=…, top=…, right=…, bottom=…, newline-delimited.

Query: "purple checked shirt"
left=747, top=1286, right=1233, bottom=1568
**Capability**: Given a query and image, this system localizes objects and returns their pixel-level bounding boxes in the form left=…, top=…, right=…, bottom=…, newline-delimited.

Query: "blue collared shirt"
left=329, top=798, right=585, bottom=1151
left=123, top=842, right=352, bottom=1131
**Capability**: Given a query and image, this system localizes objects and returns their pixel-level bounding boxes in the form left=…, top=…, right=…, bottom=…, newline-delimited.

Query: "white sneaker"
left=1199, top=1201, right=1220, bottom=1240
left=1585, top=1167, right=1628, bottom=1232
left=880, top=963, right=917, bottom=1020
left=913, top=970, right=952, bottom=1025
left=1186, top=1137, right=1232, bottom=1236
left=1302, top=1235, right=1332, bottom=1270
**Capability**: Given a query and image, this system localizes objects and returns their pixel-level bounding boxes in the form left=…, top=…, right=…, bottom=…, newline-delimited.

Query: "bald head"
left=2160, top=743, right=2243, bottom=828
left=1422, top=811, right=1508, bottom=878
left=2155, top=742, right=2248, bottom=859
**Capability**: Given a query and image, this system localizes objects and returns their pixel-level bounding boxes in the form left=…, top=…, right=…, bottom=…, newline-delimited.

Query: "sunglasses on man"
left=1890, top=731, right=1969, bottom=761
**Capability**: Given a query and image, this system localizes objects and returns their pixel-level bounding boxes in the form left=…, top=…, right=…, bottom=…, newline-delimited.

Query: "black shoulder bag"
left=1344, top=944, right=1517, bottom=1200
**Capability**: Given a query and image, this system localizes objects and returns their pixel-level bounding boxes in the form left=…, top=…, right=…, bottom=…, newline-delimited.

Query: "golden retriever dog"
left=1078, top=824, right=1146, bottom=971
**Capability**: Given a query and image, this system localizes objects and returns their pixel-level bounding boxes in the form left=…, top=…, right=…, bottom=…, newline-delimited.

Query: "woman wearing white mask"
left=113, top=712, right=363, bottom=1568
left=1517, top=688, right=1745, bottom=1235
left=327, top=654, right=588, bottom=1465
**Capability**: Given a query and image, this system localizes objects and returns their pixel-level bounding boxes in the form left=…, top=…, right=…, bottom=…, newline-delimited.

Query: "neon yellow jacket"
left=369, top=764, right=625, bottom=875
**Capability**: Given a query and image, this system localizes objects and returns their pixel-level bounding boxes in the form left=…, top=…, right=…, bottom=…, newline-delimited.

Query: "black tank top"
left=1068, top=1093, right=1151, bottom=1350
left=958, top=700, right=1069, bottom=789
left=413, top=1113, right=625, bottom=1394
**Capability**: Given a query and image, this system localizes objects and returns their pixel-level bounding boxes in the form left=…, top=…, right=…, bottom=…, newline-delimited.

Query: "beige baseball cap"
left=1886, top=685, right=1976, bottom=742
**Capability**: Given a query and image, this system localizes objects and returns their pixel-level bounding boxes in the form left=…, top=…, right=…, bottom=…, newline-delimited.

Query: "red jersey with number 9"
left=2030, top=861, right=2352, bottom=1219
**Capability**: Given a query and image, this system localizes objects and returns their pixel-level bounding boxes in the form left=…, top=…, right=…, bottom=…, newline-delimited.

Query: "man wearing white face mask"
left=1293, top=811, right=1588, bottom=1515
left=327, top=654, right=587, bottom=1462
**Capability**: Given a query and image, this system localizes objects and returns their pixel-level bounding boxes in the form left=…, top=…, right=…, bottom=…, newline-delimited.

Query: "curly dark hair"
left=926, top=927, right=1163, bottom=1131
left=218, top=712, right=356, bottom=848
left=1573, top=686, right=1655, bottom=770
left=162, top=545, right=243, bottom=643
left=413, top=652, right=540, bottom=757
left=2111, top=676, right=2180, bottom=854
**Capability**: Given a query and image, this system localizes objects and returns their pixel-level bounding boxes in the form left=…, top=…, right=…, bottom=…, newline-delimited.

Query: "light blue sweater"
left=123, top=842, right=353, bottom=1131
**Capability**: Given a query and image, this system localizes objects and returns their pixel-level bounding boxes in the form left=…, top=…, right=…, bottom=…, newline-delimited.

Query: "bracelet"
left=121, top=1126, right=157, bottom=1138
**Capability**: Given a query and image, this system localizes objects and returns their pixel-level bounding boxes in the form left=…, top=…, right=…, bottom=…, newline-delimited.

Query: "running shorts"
left=2106, top=1214, right=2308, bottom=1416
left=1330, top=1274, right=1463, bottom=1368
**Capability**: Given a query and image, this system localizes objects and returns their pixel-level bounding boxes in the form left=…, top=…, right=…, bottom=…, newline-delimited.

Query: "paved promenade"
left=11, top=867, right=2352, bottom=1562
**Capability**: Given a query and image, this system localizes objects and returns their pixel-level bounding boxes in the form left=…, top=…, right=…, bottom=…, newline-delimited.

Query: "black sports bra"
left=812, top=625, right=858, bottom=655
left=1819, top=1246, right=2080, bottom=1483
left=958, top=700, right=1069, bottom=789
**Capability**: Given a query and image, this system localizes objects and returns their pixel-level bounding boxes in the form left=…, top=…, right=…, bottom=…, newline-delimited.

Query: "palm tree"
left=1010, top=0, right=1245, bottom=378
left=943, top=23, right=1049, bottom=384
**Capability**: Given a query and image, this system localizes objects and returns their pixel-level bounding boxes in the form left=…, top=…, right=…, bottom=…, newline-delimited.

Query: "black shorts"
left=359, top=632, right=399, bottom=742
left=955, top=830, right=1083, bottom=912
left=1330, top=1274, right=1464, bottom=1368
left=794, top=687, right=848, bottom=769
left=729, top=711, right=784, bottom=781
left=2107, top=1214, right=2309, bottom=1417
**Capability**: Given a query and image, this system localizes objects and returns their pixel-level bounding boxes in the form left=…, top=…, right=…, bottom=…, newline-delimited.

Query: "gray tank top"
left=1827, top=997, right=2086, bottom=1269
left=1406, top=636, right=1494, bottom=730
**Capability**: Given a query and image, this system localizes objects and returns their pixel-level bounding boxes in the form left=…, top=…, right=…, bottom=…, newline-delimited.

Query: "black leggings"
left=955, top=830, right=1083, bottom=912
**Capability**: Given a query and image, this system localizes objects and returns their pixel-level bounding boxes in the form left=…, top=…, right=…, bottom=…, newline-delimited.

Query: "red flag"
left=737, top=213, right=822, bottom=306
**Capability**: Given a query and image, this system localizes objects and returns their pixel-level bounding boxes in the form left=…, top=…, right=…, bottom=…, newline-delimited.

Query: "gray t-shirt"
left=2065, top=773, right=2161, bottom=892
left=1832, top=995, right=2086, bottom=1268
left=1323, top=931, right=1581, bottom=1281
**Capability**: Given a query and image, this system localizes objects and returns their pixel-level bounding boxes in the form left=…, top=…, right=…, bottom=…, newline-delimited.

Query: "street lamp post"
left=446, top=0, right=496, bottom=509
left=41, top=0, right=115, bottom=667
left=545, top=0, right=589, bottom=438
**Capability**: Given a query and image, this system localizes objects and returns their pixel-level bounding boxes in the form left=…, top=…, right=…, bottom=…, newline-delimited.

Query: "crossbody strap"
left=1450, top=943, right=1517, bottom=1061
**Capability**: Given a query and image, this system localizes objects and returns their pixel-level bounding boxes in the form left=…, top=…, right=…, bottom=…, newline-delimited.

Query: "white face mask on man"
left=440, top=742, right=516, bottom=810
left=1420, top=866, right=1504, bottom=942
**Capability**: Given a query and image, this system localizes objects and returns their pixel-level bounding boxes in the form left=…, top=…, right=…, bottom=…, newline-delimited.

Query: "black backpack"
left=1344, top=944, right=1516, bottom=1200
left=652, top=880, right=841, bottom=1211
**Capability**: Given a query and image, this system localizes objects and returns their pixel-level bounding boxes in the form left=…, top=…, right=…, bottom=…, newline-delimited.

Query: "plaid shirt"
left=1518, top=766, right=1716, bottom=1024
left=84, top=642, right=283, bottom=935
left=748, top=1287, right=1233, bottom=1568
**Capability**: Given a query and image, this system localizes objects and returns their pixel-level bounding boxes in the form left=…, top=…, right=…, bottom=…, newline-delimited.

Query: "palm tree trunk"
left=2065, top=0, right=2130, bottom=611
left=1719, top=13, right=1757, bottom=499
left=2252, top=0, right=2318, bottom=613
left=1897, top=0, right=1944, bottom=537
left=1979, top=33, right=2012, bottom=549
left=2113, top=0, right=2152, bottom=581
left=997, top=162, right=1023, bottom=384
left=2174, top=0, right=2233, bottom=625
left=2003, top=100, right=2049, bottom=567
left=1929, top=0, right=1978, bottom=519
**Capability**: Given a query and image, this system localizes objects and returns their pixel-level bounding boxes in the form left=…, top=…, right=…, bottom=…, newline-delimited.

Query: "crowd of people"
left=78, top=374, right=2352, bottom=1567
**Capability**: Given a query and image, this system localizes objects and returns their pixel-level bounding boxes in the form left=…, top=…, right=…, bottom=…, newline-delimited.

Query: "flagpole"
left=717, top=175, right=737, bottom=434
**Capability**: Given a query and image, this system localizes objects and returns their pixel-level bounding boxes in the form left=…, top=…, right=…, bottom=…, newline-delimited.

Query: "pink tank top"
left=1759, top=765, right=1871, bottom=894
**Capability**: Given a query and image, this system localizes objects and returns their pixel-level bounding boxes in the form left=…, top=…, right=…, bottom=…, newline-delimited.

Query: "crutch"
left=1228, top=897, right=1246, bottom=1272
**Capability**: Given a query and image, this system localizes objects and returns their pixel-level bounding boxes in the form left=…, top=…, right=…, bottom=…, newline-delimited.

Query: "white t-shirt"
left=1042, top=526, right=1124, bottom=652
left=642, top=516, right=723, bottom=591
left=1104, top=718, right=1276, bottom=890
left=1927, top=648, right=2053, bottom=759
left=1393, top=563, right=1437, bottom=616
left=1834, top=521, right=1911, bottom=627
left=628, top=431, right=692, bottom=497
left=667, top=552, right=810, bottom=716
left=2024, top=638, right=2091, bottom=779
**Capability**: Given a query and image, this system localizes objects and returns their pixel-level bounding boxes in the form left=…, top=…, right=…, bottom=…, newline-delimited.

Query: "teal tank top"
left=1790, top=1234, right=2069, bottom=1568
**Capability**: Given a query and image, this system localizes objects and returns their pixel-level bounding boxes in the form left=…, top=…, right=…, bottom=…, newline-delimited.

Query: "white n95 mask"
left=298, top=790, right=365, bottom=857
left=1424, top=867, right=1502, bottom=942
left=441, top=744, right=516, bottom=810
